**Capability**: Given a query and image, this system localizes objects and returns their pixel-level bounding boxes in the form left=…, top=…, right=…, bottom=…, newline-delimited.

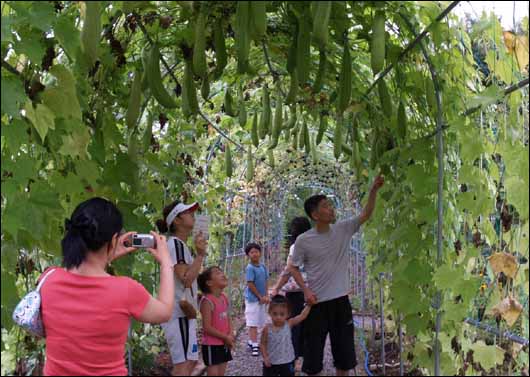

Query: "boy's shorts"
left=161, top=317, right=199, bottom=364
left=244, top=300, right=268, bottom=327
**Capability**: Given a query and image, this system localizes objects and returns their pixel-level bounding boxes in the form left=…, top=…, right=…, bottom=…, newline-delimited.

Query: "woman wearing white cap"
left=156, top=200, right=207, bottom=376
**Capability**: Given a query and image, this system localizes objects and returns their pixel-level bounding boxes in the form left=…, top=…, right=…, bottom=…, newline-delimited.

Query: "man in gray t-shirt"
left=289, top=175, right=384, bottom=376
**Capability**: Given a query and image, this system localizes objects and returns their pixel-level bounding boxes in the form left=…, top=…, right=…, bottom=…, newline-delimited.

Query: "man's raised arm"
left=358, top=175, right=385, bottom=225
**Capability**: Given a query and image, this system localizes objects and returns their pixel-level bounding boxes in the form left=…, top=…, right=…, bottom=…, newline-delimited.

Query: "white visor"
left=166, top=202, right=199, bottom=227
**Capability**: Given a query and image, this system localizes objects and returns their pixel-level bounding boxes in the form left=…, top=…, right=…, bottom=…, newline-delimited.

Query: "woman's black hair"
left=287, top=216, right=312, bottom=247
left=62, top=197, right=123, bottom=269
left=197, top=266, right=222, bottom=294
left=244, top=242, right=262, bottom=256
left=155, top=200, right=180, bottom=234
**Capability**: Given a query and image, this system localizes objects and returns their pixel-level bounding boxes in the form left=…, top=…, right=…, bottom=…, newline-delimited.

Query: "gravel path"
left=225, top=314, right=367, bottom=376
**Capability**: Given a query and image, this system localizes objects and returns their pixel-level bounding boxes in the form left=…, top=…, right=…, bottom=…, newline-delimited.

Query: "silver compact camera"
left=131, top=234, right=156, bottom=249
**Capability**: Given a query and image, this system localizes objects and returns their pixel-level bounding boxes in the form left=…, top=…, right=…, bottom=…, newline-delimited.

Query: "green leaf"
left=58, top=123, right=91, bottom=158
left=404, top=313, right=432, bottom=337
left=1, top=16, right=14, bottom=42
left=14, top=27, right=46, bottom=63
left=53, top=14, right=81, bottom=59
left=1, top=74, right=27, bottom=118
left=471, top=341, right=504, bottom=371
left=453, top=276, right=480, bottom=302
left=500, top=141, right=529, bottom=184
left=1, top=194, right=47, bottom=241
left=443, top=301, right=469, bottom=324
left=24, top=101, right=55, bottom=142
left=102, top=153, right=138, bottom=187
left=6, top=154, right=38, bottom=186
left=404, top=259, right=432, bottom=284
left=485, top=50, right=515, bottom=84
left=41, top=65, right=82, bottom=120
left=433, top=264, right=462, bottom=291
left=0, top=268, right=19, bottom=330
left=75, top=159, right=101, bottom=184
left=23, top=203, right=48, bottom=240
left=505, top=176, right=529, bottom=219
left=390, top=279, right=428, bottom=314
left=467, top=85, right=503, bottom=109
left=9, top=1, right=56, bottom=32
left=458, top=191, right=492, bottom=218
left=2, top=197, right=24, bottom=240
left=1, top=118, right=29, bottom=151
left=29, top=181, right=61, bottom=211
left=459, top=125, right=493, bottom=162
left=50, top=172, right=86, bottom=196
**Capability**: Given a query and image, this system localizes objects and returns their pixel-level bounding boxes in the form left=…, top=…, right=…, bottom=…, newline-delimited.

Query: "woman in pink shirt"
left=197, top=266, right=234, bottom=376
left=39, top=197, right=175, bottom=376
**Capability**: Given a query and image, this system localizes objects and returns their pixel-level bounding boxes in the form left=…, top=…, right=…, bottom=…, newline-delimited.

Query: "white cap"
left=166, top=202, right=200, bottom=227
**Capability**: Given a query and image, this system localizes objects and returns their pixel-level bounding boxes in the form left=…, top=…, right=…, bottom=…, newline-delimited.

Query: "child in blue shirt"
left=243, top=242, right=269, bottom=357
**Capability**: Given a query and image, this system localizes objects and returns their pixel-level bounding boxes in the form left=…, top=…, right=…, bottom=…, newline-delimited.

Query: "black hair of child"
left=269, top=294, right=291, bottom=313
left=197, top=266, right=222, bottom=294
left=244, top=242, right=262, bottom=255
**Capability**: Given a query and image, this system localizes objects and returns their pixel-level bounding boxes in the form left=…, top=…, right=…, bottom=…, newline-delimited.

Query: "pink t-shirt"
left=200, top=293, right=230, bottom=346
left=39, top=267, right=150, bottom=376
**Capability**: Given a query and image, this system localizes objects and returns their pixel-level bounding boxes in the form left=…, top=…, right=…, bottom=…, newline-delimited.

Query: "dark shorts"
left=201, top=345, right=233, bottom=366
left=302, top=295, right=356, bottom=375
left=263, top=361, right=295, bottom=376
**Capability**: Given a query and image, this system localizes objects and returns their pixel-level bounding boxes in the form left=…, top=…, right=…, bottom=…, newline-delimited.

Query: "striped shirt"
left=167, top=236, right=198, bottom=318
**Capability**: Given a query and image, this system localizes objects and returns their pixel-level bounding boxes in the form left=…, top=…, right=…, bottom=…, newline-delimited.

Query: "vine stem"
left=262, top=40, right=286, bottom=98
left=364, top=1, right=460, bottom=98
left=463, top=77, right=530, bottom=116
left=2, top=60, right=21, bottom=77
left=136, top=18, right=180, bottom=86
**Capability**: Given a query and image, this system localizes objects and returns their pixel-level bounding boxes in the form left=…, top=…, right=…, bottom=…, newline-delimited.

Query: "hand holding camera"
left=121, top=232, right=171, bottom=267
left=130, top=234, right=157, bottom=249
left=144, top=232, right=171, bottom=267
left=110, top=231, right=138, bottom=263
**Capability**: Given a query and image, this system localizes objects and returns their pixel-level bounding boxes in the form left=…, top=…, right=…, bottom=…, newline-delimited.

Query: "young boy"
left=244, top=242, right=270, bottom=357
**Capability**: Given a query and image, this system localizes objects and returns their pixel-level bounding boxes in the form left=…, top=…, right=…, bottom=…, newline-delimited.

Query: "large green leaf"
left=13, top=27, right=46, bottom=64
left=1, top=15, right=14, bottom=42
left=1, top=75, right=26, bottom=118
left=8, top=1, right=56, bottom=32
left=41, top=65, right=82, bottom=120
left=467, top=85, right=503, bottom=109
left=53, top=14, right=81, bottom=60
left=471, top=341, right=504, bottom=371
left=24, top=101, right=55, bottom=141
left=1, top=118, right=29, bottom=151
left=433, top=264, right=463, bottom=291
left=0, top=268, right=19, bottom=330
left=58, top=122, right=91, bottom=158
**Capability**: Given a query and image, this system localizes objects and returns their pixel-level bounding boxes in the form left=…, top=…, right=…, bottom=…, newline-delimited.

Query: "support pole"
left=379, top=273, right=386, bottom=376
left=399, top=15, right=445, bottom=376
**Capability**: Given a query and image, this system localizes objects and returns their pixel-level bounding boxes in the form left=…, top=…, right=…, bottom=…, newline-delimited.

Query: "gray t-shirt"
left=167, top=236, right=198, bottom=319
left=291, top=217, right=361, bottom=303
